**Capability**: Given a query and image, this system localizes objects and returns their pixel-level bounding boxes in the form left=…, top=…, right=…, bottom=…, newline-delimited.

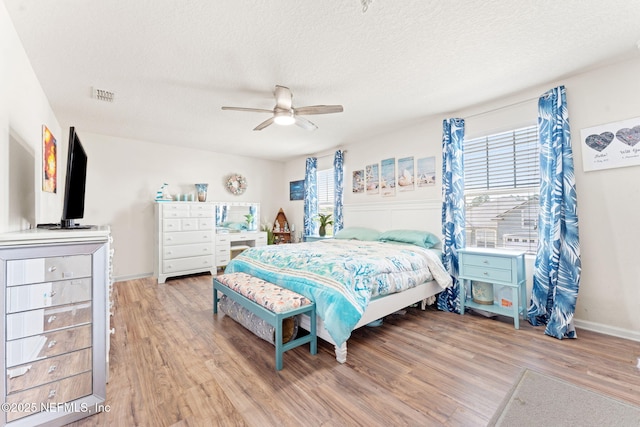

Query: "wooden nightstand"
left=458, top=248, right=526, bottom=329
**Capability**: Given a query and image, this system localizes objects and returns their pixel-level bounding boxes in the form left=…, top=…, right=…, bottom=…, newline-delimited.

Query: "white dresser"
left=154, top=202, right=216, bottom=283
left=0, top=227, right=111, bottom=426
left=215, top=231, right=268, bottom=268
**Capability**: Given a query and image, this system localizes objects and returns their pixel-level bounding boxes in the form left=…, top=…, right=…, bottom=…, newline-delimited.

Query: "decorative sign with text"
left=580, top=116, right=640, bottom=172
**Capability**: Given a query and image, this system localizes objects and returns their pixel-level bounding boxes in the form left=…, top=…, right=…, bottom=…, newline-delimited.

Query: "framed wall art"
left=417, top=156, right=436, bottom=186
left=42, top=125, right=57, bottom=193
left=289, top=179, right=304, bottom=200
left=580, top=116, right=640, bottom=172
left=380, top=157, right=395, bottom=197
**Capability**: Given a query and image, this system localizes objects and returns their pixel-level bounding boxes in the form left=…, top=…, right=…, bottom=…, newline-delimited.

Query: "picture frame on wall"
left=580, top=116, right=640, bottom=172
left=380, top=157, right=396, bottom=197
left=366, top=163, right=379, bottom=195
left=289, top=180, right=305, bottom=200
left=42, top=125, right=57, bottom=193
left=352, top=170, right=364, bottom=193
left=417, top=156, right=436, bottom=186
left=397, top=156, right=415, bottom=192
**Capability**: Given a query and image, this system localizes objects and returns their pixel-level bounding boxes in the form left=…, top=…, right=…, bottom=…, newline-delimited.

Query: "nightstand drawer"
left=461, top=253, right=512, bottom=270
left=461, top=265, right=513, bottom=284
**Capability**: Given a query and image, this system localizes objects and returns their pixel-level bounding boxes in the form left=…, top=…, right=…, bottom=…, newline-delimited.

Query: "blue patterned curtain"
left=437, top=118, right=466, bottom=313
left=333, top=150, right=344, bottom=234
left=528, top=86, right=581, bottom=339
left=303, top=157, right=318, bottom=237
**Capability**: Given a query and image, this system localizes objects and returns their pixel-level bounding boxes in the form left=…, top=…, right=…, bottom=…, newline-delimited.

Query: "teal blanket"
left=224, top=240, right=452, bottom=346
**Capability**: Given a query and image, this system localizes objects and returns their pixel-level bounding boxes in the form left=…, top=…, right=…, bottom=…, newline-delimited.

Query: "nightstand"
left=458, top=248, right=526, bottom=329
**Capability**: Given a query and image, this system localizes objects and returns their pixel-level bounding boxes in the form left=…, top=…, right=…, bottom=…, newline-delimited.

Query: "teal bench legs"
left=213, top=278, right=317, bottom=371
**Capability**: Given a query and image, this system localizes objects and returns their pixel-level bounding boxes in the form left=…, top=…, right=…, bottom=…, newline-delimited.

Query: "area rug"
left=489, top=369, right=640, bottom=426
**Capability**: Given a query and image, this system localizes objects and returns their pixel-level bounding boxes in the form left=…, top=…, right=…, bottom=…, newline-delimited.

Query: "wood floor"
left=70, top=274, right=640, bottom=426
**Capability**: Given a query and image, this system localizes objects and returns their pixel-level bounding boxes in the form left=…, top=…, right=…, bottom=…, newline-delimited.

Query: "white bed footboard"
left=298, top=279, right=442, bottom=363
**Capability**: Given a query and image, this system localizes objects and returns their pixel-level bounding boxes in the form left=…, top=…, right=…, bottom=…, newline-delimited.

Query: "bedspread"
left=224, top=239, right=452, bottom=346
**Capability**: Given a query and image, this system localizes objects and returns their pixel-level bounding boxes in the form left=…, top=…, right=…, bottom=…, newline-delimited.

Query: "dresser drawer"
left=181, top=218, right=199, bottom=231
left=162, top=255, right=213, bottom=274
left=163, top=219, right=181, bottom=232
left=163, top=231, right=213, bottom=246
left=7, top=302, right=92, bottom=340
left=198, top=218, right=214, bottom=230
left=5, top=371, right=93, bottom=422
left=216, top=249, right=231, bottom=266
left=189, top=204, right=215, bottom=217
left=460, top=253, right=512, bottom=270
left=461, top=264, right=513, bottom=283
left=6, top=278, right=91, bottom=313
left=6, top=348, right=92, bottom=394
left=255, top=234, right=267, bottom=245
left=163, top=243, right=213, bottom=260
left=6, top=255, right=92, bottom=286
left=7, top=324, right=92, bottom=368
left=216, top=235, right=231, bottom=245
left=162, top=207, right=190, bottom=218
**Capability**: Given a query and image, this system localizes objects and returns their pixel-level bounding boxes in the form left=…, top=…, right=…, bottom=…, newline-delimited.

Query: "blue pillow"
left=334, top=227, right=381, bottom=241
left=378, top=229, right=440, bottom=248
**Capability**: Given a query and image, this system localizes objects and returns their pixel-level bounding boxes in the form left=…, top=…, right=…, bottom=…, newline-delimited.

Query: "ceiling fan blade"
left=222, top=106, right=273, bottom=113
left=294, top=105, right=344, bottom=115
left=294, top=116, right=318, bottom=131
left=274, top=85, right=293, bottom=110
left=253, top=117, right=275, bottom=131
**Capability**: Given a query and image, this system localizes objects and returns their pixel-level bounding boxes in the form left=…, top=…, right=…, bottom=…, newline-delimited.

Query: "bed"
left=224, top=220, right=452, bottom=363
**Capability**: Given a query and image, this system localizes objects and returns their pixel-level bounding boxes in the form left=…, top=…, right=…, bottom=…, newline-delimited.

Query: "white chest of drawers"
left=155, top=202, right=216, bottom=283
left=0, top=228, right=111, bottom=426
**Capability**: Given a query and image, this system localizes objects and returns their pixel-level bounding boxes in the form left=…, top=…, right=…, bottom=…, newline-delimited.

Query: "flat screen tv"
left=60, top=127, right=90, bottom=229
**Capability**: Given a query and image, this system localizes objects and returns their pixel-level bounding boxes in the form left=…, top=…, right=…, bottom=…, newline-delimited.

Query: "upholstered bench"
left=213, top=272, right=317, bottom=370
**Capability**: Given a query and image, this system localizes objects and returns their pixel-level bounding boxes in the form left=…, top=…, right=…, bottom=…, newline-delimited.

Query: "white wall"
left=284, top=56, right=640, bottom=341
left=79, top=132, right=284, bottom=279
left=1, top=2, right=61, bottom=233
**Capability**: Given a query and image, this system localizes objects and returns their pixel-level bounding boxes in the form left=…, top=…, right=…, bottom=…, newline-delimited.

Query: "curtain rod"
left=463, top=95, right=539, bottom=120
left=314, top=149, right=347, bottom=160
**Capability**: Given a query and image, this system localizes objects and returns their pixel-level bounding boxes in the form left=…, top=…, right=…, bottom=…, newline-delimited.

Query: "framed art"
left=580, top=116, right=640, bottom=171
left=42, top=125, right=57, bottom=193
left=380, top=157, right=395, bottom=197
left=289, top=179, right=304, bottom=200
left=417, top=156, right=436, bottom=186
left=397, top=156, right=415, bottom=192
left=352, top=170, right=364, bottom=193
left=365, top=163, right=379, bottom=195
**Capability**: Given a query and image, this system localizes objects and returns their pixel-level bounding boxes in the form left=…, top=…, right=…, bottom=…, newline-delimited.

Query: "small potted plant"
left=316, top=213, right=333, bottom=237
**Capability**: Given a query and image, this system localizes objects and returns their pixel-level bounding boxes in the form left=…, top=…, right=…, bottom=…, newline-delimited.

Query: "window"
left=464, top=125, right=539, bottom=253
left=317, top=168, right=334, bottom=236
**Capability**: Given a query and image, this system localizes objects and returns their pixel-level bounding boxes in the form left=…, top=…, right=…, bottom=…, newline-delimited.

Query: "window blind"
left=464, top=125, right=540, bottom=253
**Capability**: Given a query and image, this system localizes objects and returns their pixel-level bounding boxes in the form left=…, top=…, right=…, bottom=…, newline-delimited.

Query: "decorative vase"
left=195, top=183, right=208, bottom=202
left=318, top=225, right=326, bottom=237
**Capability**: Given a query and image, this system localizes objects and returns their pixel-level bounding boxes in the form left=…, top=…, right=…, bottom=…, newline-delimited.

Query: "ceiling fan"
left=222, top=85, right=344, bottom=131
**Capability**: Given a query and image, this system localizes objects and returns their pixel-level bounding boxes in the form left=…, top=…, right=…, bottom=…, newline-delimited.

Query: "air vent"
left=92, top=87, right=115, bottom=102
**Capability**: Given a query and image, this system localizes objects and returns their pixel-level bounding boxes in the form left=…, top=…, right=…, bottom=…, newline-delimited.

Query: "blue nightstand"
left=458, top=248, right=526, bottom=329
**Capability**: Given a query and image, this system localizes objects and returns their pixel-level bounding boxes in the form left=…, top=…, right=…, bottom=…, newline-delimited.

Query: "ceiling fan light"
left=274, top=110, right=295, bottom=126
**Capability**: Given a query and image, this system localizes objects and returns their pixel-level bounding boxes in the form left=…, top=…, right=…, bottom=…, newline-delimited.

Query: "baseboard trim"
left=574, top=319, right=640, bottom=342
left=113, top=272, right=153, bottom=283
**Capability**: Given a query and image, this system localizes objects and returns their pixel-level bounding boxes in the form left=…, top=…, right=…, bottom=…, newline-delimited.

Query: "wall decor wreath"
left=226, top=173, right=247, bottom=195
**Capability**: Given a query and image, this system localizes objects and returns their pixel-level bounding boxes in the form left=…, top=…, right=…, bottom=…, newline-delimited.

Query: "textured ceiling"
left=5, top=0, right=640, bottom=161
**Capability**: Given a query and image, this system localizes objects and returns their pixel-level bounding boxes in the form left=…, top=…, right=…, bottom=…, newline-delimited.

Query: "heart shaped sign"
left=585, top=132, right=614, bottom=152
left=615, top=125, right=640, bottom=147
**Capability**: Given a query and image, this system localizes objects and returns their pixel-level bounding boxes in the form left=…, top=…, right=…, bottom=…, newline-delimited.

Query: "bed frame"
left=299, top=200, right=444, bottom=363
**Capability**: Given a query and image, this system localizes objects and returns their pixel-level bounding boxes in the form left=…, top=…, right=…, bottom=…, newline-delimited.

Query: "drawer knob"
left=48, top=389, right=57, bottom=398
left=167, top=251, right=173, bottom=255
left=49, top=291, right=57, bottom=298
left=483, top=260, right=489, bottom=264
left=483, top=272, right=489, bottom=276
left=48, top=365, right=57, bottom=374
left=48, top=266, right=57, bottom=272
left=47, top=340, right=57, bottom=348
left=47, top=315, right=57, bottom=323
